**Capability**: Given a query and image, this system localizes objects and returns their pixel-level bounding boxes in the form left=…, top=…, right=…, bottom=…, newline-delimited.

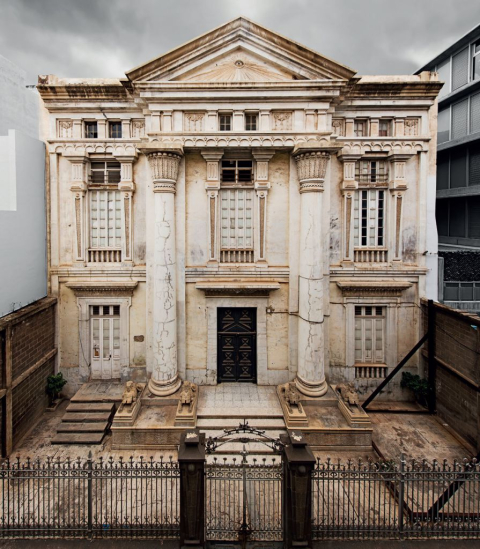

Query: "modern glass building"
left=417, top=24, right=480, bottom=312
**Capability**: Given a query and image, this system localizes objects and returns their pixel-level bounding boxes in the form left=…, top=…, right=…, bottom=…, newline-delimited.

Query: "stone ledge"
left=336, top=280, right=412, bottom=297
left=195, top=280, right=280, bottom=297
left=66, top=281, right=138, bottom=296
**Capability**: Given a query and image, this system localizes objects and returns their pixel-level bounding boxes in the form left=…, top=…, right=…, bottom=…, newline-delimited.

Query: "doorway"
left=217, top=307, right=257, bottom=382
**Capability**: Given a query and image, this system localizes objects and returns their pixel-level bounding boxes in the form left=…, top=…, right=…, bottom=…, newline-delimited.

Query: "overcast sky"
left=1, top=0, right=480, bottom=83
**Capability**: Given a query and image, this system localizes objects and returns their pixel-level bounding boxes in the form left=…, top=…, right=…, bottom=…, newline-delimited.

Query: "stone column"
left=293, top=143, right=338, bottom=397
left=143, top=146, right=184, bottom=396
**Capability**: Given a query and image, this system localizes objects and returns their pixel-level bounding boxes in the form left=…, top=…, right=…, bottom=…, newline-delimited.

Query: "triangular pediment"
left=176, top=47, right=300, bottom=83
left=126, top=17, right=356, bottom=83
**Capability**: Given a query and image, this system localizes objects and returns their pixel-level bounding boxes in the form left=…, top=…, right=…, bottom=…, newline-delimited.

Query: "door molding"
left=203, top=297, right=268, bottom=385
left=76, top=296, right=131, bottom=382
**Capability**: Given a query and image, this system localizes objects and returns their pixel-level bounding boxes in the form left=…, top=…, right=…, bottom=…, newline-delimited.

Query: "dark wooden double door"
left=217, top=308, right=257, bottom=383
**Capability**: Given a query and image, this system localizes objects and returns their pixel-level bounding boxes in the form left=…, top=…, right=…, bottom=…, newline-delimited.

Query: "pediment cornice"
left=126, top=17, right=356, bottom=84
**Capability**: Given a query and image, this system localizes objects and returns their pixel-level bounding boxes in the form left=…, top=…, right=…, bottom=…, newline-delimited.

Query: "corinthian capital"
left=293, top=142, right=341, bottom=193
left=140, top=144, right=184, bottom=193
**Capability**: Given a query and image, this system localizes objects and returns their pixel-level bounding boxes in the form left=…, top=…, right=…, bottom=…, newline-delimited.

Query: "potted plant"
left=46, top=372, right=67, bottom=410
left=400, top=372, right=431, bottom=408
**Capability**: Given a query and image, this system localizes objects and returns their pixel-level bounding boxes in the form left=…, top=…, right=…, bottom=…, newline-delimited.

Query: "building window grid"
left=90, top=305, right=120, bottom=363
left=354, top=306, right=386, bottom=364
left=89, top=190, right=122, bottom=250
left=444, top=282, right=480, bottom=302
left=85, top=121, right=98, bottom=139
left=220, top=189, right=254, bottom=251
left=354, top=189, right=385, bottom=248
left=245, top=113, right=258, bottom=131
left=89, top=161, right=121, bottom=184
left=109, top=121, right=122, bottom=139
left=379, top=120, right=392, bottom=137
left=355, top=160, right=388, bottom=184
left=219, top=113, right=232, bottom=131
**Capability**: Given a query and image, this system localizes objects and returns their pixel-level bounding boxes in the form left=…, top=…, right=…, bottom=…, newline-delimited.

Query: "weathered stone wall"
left=0, top=297, right=57, bottom=456
left=422, top=299, right=480, bottom=451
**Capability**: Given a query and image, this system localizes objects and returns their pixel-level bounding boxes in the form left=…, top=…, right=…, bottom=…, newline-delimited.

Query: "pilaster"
left=201, top=149, right=224, bottom=263
left=116, top=153, right=137, bottom=263
left=253, top=150, right=275, bottom=264
left=66, top=155, right=88, bottom=263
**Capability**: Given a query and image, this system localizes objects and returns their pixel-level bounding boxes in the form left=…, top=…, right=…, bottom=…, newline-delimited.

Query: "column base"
left=295, top=374, right=328, bottom=398
left=148, top=374, right=182, bottom=397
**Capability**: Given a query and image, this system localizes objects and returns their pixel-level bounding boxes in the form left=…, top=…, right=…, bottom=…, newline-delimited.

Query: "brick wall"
left=0, top=297, right=57, bottom=456
left=422, top=299, right=480, bottom=451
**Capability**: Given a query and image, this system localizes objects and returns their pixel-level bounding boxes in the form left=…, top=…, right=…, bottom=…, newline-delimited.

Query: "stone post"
left=292, top=143, right=338, bottom=397
left=281, top=430, right=316, bottom=548
left=178, top=430, right=206, bottom=548
left=143, top=145, right=183, bottom=396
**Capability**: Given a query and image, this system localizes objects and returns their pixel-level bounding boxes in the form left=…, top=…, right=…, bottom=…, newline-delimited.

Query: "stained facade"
left=37, top=18, right=441, bottom=399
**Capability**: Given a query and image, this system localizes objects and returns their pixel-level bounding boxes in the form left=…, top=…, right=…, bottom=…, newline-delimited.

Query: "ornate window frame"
left=66, top=153, right=136, bottom=265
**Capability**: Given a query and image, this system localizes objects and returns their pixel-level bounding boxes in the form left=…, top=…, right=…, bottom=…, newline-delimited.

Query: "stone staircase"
left=52, top=402, right=116, bottom=445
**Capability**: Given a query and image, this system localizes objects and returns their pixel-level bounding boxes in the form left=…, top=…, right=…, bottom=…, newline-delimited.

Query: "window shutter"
left=469, top=144, right=480, bottom=186
left=468, top=197, right=480, bottom=238
left=452, top=47, right=469, bottom=91
left=437, top=153, right=449, bottom=190
left=450, top=147, right=467, bottom=188
left=471, top=93, right=480, bottom=134
left=452, top=99, right=469, bottom=140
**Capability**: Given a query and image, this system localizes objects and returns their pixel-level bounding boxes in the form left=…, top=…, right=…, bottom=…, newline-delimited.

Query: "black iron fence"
left=0, top=455, right=180, bottom=539
left=312, top=457, right=480, bottom=540
left=2, top=451, right=480, bottom=542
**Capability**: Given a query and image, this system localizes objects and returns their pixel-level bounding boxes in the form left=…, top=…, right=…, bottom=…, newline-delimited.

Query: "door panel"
left=217, top=308, right=256, bottom=382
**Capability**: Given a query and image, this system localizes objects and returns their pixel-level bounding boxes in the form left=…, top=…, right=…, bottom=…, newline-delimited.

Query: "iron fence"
left=0, top=455, right=180, bottom=539
left=312, top=457, right=480, bottom=540
left=205, top=455, right=283, bottom=542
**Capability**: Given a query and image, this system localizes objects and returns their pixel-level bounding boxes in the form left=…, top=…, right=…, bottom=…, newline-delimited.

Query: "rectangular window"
left=437, top=107, right=450, bottom=144
left=452, top=47, right=469, bottom=90
left=221, top=160, right=253, bottom=185
left=354, top=120, right=366, bottom=137
left=354, top=306, right=386, bottom=364
left=468, top=196, right=480, bottom=238
left=355, top=160, right=388, bottom=184
left=473, top=41, right=480, bottom=81
left=470, top=143, right=480, bottom=185
left=378, top=120, right=392, bottom=137
left=450, top=147, right=467, bottom=188
left=437, top=58, right=451, bottom=98
left=219, top=114, right=232, bottom=131
left=471, top=92, right=480, bottom=134
left=437, top=152, right=449, bottom=190
left=90, top=305, right=120, bottom=379
left=436, top=199, right=449, bottom=237
left=89, top=190, right=122, bottom=249
left=449, top=197, right=466, bottom=237
left=353, top=189, right=385, bottom=248
left=245, top=113, right=258, bottom=131
left=90, top=161, right=121, bottom=184
left=220, top=189, right=254, bottom=262
left=452, top=99, right=469, bottom=140
left=85, top=121, right=98, bottom=139
left=109, top=121, right=122, bottom=138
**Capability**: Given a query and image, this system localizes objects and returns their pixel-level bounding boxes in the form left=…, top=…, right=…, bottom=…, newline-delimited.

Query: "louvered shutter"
left=469, top=143, right=480, bottom=186
left=468, top=197, right=480, bottom=238
left=452, top=99, right=468, bottom=140
left=471, top=93, right=480, bottom=134
left=452, top=47, right=469, bottom=90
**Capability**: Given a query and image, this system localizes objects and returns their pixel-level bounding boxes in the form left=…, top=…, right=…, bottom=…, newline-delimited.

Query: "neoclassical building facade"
left=38, top=18, right=441, bottom=399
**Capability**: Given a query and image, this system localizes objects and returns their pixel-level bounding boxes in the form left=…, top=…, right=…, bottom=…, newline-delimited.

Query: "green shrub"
left=46, top=373, right=67, bottom=405
left=401, top=372, right=431, bottom=406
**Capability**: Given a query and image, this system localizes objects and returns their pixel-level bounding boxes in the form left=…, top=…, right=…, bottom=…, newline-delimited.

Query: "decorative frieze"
left=405, top=118, right=419, bottom=136
left=272, top=111, right=292, bottom=131
left=58, top=120, right=73, bottom=138
left=336, top=281, right=411, bottom=297
left=131, top=120, right=145, bottom=138
left=184, top=112, right=205, bottom=132
left=332, top=119, right=345, bottom=136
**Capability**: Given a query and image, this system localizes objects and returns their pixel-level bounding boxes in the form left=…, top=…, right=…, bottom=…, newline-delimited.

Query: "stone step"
left=197, top=411, right=283, bottom=419
left=66, top=402, right=115, bottom=413
left=51, top=432, right=105, bottom=445
left=197, top=418, right=286, bottom=430
left=62, top=412, right=112, bottom=423
left=57, top=421, right=109, bottom=433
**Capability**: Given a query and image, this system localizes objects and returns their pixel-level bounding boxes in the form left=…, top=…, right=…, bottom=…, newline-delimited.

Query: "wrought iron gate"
left=204, top=422, right=284, bottom=546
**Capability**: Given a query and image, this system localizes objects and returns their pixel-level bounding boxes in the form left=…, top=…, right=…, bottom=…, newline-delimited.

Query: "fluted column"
left=143, top=146, right=183, bottom=396
left=293, top=144, right=338, bottom=397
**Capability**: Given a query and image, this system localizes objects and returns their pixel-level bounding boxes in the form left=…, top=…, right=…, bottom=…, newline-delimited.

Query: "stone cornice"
left=336, top=140, right=429, bottom=155
left=195, top=280, right=280, bottom=297
left=336, top=281, right=412, bottom=297
left=66, top=281, right=138, bottom=296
